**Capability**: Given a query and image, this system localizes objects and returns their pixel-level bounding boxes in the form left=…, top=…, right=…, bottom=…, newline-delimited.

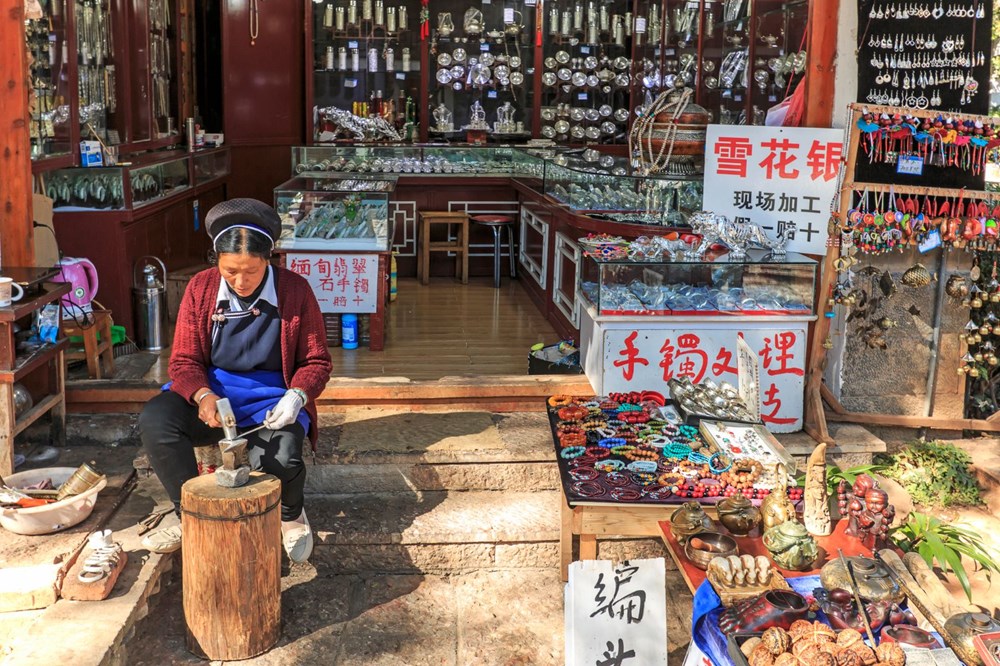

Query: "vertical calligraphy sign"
left=736, top=335, right=761, bottom=423
left=565, top=558, right=668, bottom=666
left=286, top=252, right=379, bottom=313
left=703, top=125, right=844, bottom=256
left=602, top=325, right=807, bottom=432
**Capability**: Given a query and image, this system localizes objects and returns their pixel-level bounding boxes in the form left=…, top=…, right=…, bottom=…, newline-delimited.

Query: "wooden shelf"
left=0, top=282, right=70, bottom=323
left=12, top=393, right=64, bottom=437
left=843, top=181, right=994, bottom=198
left=0, top=338, right=69, bottom=381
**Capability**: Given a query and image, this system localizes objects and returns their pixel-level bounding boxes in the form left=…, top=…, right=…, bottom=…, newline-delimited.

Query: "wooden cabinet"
left=0, top=283, right=71, bottom=476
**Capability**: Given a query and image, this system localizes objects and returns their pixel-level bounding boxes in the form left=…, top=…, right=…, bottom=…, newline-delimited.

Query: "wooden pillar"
left=181, top=472, right=282, bottom=661
left=803, top=0, right=840, bottom=128
left=1, top=0, right=35, bottom=268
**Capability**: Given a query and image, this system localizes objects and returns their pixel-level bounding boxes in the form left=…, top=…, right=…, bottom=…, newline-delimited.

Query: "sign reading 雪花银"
left=704, top=125, right=844, bottom=256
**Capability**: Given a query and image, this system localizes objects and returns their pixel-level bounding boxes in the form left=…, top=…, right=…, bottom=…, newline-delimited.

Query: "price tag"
left=664, top=48, right=675, bottom=55
left=488, top=90, right=498, bottom=98
left=897, top=154, right=924, bottom=176
left=503, top=7, right=514, bottom=22
left=348, top=40, right=358, bottom=48
left=580, top=45, right=590, bottom=54
left=635, top=17, right=647, bottom=32
left=480, top=42, right=490, bottom=51
left=734, top=95, right=742, bottom=101
left=482, top=0, right=491, bottom=5
left=396, top=72, right=406, bottom=80
left=346, top=79, right=357, bottom=87
left=525, top=0, right=536, bottom=5
left=768, top=95, right=777, bottom=101
left=918, top=228, right=942, bottom=253
left=577, top=92, right=588, bottom=100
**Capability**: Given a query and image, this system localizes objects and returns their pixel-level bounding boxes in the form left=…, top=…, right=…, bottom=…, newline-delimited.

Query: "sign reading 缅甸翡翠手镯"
left=736, top=334, right=761, bottom=423
left=286, top=252, right=378, bottom=313
left=703, top=125, right=844, bottom=256
left=565, top=558, right=667, bottom=666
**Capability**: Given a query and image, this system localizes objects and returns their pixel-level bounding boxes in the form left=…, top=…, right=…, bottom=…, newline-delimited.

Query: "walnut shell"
left=761, top=627, right=793, bottom=656
left=836, top=651, right=863, bottom=666
left=836, top=629, right=864, bottom=648
left=774, top=654, right=801, bottom=666
left=741, top=637, right=763, bottom=658
left=812, top=621, right=837, bottom=643
left=813, top=652, right=838, bottom=666
left=789, top=620, right=814, bottom=640
left=750, top=644, right=777, bottom=666
left=849, top=645, right=877, bottom=666
left=874, top=643, right=905, bottom=666
left=792, top=639, right=822, bottom=657
left=818, top=642, right=843, bottom=657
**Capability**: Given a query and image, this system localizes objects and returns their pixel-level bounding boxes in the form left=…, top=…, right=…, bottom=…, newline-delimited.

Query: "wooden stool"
left=62, top=309, right=115, bottom=379
left=470, top=215, right=517, bottom=288
left=418, top=211, right=469, bottom=285
left=181, top=472, right=282, bottom=661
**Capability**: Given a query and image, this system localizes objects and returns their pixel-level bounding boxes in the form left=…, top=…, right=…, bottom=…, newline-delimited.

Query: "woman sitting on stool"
left=139, top=198, right=332, bottom=562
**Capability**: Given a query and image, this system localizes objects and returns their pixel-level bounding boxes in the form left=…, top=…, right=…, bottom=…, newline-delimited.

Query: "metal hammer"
left=214, top=398, right=251, bottom=488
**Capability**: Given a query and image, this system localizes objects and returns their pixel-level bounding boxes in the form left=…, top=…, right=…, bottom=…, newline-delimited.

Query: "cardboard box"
left=80, top=140, right=103, bottom=167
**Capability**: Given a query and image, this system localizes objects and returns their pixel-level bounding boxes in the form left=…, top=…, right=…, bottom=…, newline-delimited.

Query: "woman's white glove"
left=264, top=389, right=306, bottom=430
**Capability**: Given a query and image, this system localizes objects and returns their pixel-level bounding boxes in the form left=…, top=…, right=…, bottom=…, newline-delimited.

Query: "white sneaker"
left=142, top=525, right=182, bottom=554
left=282, top=510, right=313, bottom=563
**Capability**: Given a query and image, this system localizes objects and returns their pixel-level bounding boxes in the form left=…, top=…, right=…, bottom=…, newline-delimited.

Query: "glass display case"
left=273, top=175, right=397, bottom=251
left=192, top=147, right=231, bottom=185
left=290, top=145, right=538, bottom=176
left=580, top=248, right=816, bottom=316
left=75, top=0, right=116, bottom=144
left=310, top=0, right=422, bottom=142
left=45, top=151, right=191, bottom=210
left=542, top=151, right=703, bottom=224
left=25, top=0, right=73, bottom=161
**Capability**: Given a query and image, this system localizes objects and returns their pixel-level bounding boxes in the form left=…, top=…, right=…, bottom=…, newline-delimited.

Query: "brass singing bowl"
left=684, top=531, right=738, bottom=570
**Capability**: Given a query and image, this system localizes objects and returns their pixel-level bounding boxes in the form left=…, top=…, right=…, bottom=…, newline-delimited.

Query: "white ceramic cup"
left=0, top=278, right=24, bottom=307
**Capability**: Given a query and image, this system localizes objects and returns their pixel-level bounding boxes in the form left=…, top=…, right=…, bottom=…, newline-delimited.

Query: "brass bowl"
left=684, top=531, right=738, bottom=570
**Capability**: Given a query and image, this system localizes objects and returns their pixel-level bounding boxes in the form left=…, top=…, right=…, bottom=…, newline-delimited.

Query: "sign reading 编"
left=704, top=125, right=844, bottom=256
left=565, top=558, right=668, bottom=666
left=286, top=253, right=378, bottom=314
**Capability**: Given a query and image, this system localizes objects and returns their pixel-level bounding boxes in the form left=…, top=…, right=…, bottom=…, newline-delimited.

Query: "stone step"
left=303, top=489, right=669, bottom=574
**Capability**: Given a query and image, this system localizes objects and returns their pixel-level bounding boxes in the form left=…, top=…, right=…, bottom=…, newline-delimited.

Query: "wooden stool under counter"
left=417, top=211, right=469, bottom=285
left=61, top=309, right=115, bottom=379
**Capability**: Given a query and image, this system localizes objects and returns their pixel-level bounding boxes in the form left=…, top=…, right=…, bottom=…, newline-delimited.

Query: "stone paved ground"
left=127, top=565, right=694, bottom=665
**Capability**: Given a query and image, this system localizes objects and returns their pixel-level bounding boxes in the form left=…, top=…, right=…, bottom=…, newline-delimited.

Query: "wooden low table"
left=658, top=518, right=873, bottom=594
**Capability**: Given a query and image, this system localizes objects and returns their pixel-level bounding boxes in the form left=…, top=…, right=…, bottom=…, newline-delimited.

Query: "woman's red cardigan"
left=168, top=266, right=333, bottom=446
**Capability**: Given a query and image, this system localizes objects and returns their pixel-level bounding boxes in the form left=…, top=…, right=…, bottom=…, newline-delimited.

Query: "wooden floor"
left=332, top=277, right=560, bottom=380
left=82, top=277, right=562, bottom=384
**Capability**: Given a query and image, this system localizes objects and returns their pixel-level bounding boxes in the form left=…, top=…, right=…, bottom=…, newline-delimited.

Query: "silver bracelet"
left=195, top=391, right=216, bottom=405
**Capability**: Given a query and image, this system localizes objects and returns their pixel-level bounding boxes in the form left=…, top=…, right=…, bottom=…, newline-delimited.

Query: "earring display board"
left=854, top=0, right=991, bottom=115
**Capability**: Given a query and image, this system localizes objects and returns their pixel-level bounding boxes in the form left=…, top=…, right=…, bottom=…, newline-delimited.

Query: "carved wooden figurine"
left=804, top=443, right=832, bottom=536
left=839, top=474, right=895, bottom=551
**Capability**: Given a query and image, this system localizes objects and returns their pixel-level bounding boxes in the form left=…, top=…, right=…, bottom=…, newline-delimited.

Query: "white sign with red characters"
left=704, top=125, right=844, bottom=256
left=587, top=318, right=808, bottom=432
left=286, top=252, right=378, bottom=313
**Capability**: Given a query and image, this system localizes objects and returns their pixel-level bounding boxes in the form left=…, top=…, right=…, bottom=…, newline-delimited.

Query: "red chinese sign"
left=600, top=325, right=807, bottom=432
left=287, top=252, right=378, bottom=313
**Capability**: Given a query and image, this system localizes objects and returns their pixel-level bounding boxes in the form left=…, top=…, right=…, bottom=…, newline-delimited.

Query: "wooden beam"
left=826, top=410, right=1000, bottom=432
left=820, top=382, right=847, bottom=414
left=1, top=0, right=36, bottom=267
left=803, top=0, right=839, bottom=127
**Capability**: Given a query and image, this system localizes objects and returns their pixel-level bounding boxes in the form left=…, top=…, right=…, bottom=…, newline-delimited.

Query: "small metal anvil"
left=213, top=398, right=251, bottom=488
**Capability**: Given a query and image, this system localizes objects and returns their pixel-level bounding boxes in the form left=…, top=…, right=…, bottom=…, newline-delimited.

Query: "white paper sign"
left=601, top=325, right=806, bottom=431
left=566, top=558, right=668, bottom=666
left=736, top=335, right=761, bottom=422
left=704, top=125, right=843, bottom=256
left=286, top=252, right=378, bottom=314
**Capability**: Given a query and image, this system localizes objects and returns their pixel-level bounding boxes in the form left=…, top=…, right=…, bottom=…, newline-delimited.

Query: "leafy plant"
left=875, top=441, right=983, bottom=508
left=794, top=463, right=887, bottom=496
left=890, top=512, right=1000, bottom=602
